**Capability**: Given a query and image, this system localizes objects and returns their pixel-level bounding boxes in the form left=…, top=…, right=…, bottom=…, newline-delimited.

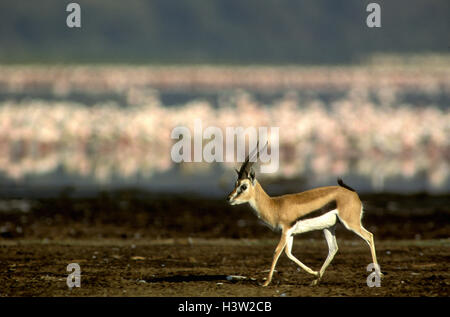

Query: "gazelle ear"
left=249, top=168, right=256, bottom=185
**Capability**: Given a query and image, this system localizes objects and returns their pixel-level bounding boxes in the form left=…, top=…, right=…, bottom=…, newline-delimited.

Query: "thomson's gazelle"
left=227, top=143, right=381, bottom=286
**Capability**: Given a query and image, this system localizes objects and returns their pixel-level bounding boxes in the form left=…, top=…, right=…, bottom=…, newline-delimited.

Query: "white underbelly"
left=288, top=209, right=338, bottom=236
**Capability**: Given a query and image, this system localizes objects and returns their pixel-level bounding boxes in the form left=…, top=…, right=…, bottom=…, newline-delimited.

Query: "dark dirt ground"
left=0, top=191, right=449, bottom=297
left=0, top=238, right=449, bottom=297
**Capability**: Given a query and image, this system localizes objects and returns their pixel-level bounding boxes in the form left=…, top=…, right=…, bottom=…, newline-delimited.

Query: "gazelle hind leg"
left=311, top=225, right=338, bottom=286
left=358, top=226, right=382, bottom=277
left=339, top=215, right=382, bottom=277
left=285, top=236, right=319, bottom=277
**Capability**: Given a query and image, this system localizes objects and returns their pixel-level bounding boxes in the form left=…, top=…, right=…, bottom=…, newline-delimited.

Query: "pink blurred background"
left=0, top=63, right=449, bottom=196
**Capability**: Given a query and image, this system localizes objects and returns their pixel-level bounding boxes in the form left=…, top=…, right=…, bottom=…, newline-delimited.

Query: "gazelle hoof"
left=310, top=279, right=320, bottom=286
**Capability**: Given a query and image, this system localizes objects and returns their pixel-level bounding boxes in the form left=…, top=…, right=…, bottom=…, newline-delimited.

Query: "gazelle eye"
left=241, top=184, right=247, bottom=191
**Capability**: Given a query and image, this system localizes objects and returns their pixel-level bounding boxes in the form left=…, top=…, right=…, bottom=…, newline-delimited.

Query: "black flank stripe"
left=289, top=200, right=338, bottom=228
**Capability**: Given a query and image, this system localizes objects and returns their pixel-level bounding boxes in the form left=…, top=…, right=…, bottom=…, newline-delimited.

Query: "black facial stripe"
left=289, top=200, right=338, bottom=228
left=233, top=184, right=247, bottom=198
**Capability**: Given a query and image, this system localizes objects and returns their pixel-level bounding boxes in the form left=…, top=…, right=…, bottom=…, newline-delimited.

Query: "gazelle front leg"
left=262, top=233, right=288, bottom=287
left=285, top=236, right=319, bottom=277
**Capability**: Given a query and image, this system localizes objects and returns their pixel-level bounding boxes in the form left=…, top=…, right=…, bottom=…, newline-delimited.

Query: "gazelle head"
left=227, top=142, right=266, bottom=205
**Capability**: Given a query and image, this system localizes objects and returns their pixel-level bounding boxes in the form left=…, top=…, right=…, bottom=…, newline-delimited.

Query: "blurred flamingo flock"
left=0, top=61, right=449, bottom=195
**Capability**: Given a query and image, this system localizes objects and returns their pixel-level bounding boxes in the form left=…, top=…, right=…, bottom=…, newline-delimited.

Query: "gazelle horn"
left=237, top=141, right=268, bottom=179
